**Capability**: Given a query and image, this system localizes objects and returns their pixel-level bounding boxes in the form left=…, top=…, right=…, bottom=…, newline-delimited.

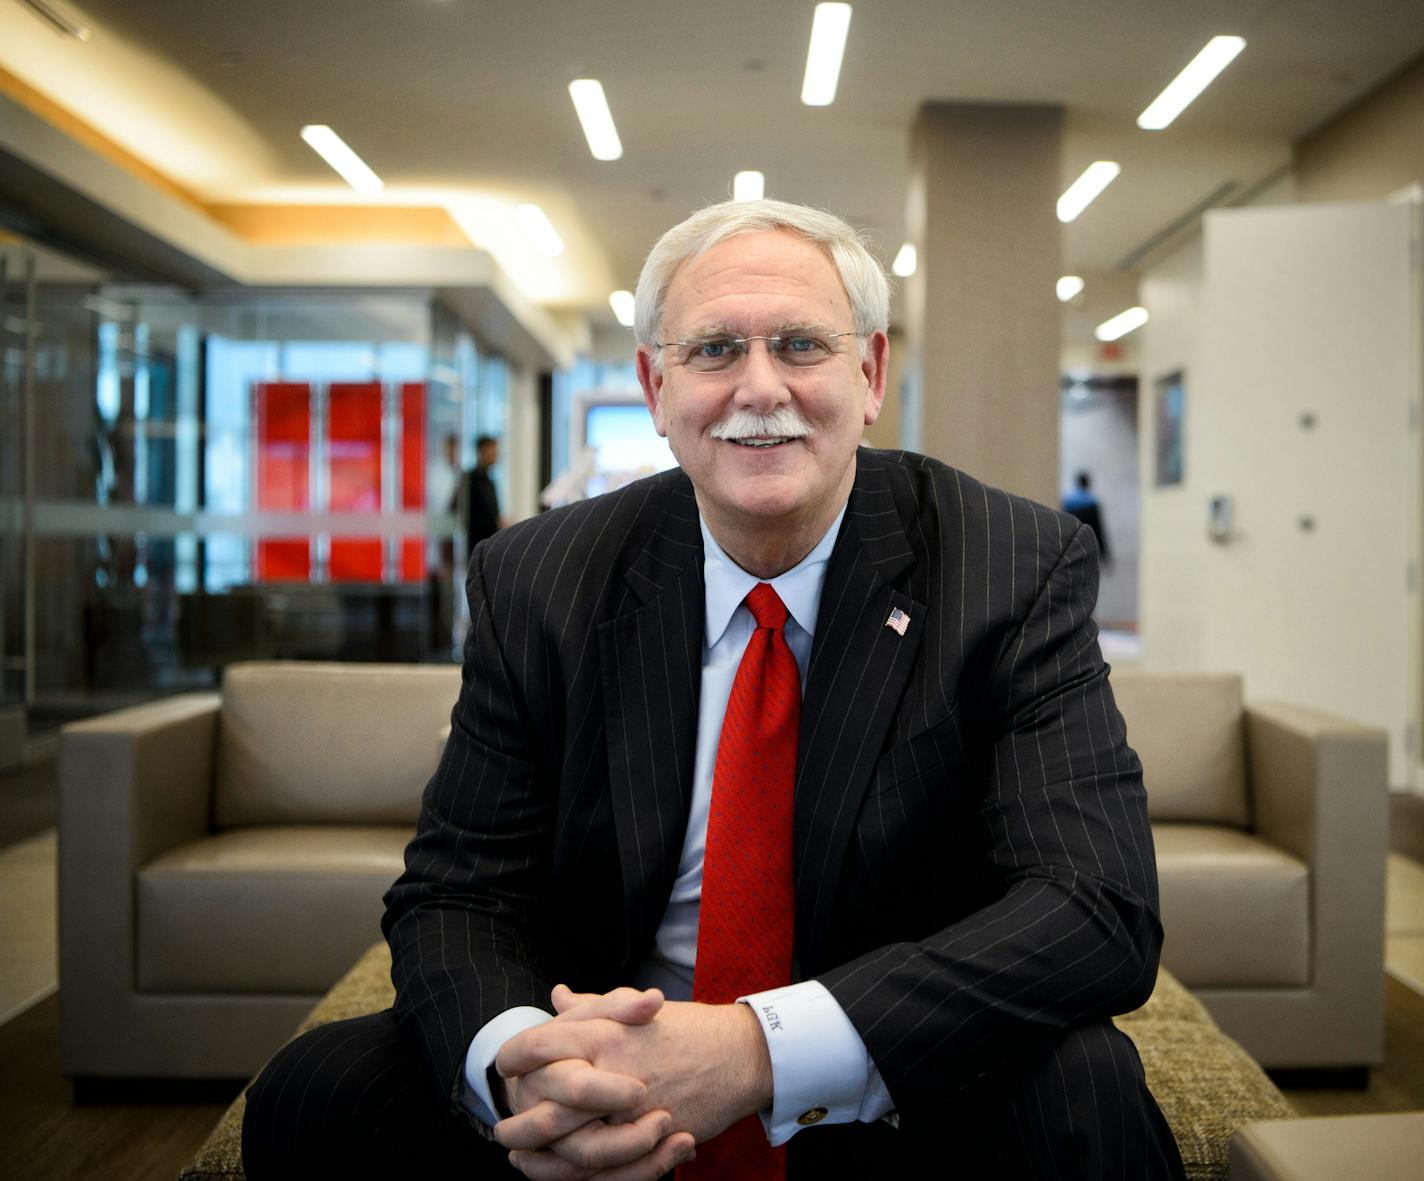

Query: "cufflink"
left=797, top=1107, right=829, bottom=1126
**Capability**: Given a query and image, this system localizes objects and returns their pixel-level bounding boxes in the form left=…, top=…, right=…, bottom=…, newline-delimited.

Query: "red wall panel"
left=328, top=382, right=383, bottom=581
left=252, top=379, right=429, bottom=585
left=400, top=382, right=426, bottom=582
left=255, top=381, right=311, bottom=581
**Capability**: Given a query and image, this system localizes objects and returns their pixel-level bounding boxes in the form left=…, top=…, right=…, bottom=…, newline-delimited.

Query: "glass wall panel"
left=5, top=261, right=523, bottom=729
left=557, top=357, right=672, bottom=503
left=481, top=353, right=511, bottom=514
left=0, top=249, right=32, bottom=720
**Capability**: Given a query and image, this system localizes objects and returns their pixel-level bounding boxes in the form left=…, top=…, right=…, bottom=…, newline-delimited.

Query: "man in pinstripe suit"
left=243, top=200, right=1184, bottom=1179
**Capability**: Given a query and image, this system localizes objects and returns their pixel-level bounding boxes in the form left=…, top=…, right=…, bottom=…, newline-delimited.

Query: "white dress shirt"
left=462, top=505, right=894, bottom=1143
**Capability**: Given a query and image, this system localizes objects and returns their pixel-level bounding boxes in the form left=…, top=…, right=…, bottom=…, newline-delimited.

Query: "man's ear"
left=860, top=330, right=890, bottom=426
left=636, top=346, right=669, bottom=437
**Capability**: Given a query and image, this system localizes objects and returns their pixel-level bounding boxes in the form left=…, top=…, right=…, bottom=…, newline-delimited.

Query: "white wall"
left=1138, top=203, right=1420, bottom=783
left=1138, top=235, right=1209, bottom=669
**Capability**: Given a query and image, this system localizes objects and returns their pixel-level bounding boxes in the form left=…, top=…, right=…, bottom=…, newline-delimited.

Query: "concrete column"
left=903, top=103, right=1063, bottom=504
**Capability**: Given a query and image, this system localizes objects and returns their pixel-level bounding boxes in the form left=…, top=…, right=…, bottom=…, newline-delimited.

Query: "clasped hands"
left=492, top=984, right=774, bottom=1180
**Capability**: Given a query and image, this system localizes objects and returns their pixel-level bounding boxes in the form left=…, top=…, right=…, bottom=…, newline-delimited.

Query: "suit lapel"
left=598, top=475, right=704, bottom=960
left=795, top=453, right=923, bottom=971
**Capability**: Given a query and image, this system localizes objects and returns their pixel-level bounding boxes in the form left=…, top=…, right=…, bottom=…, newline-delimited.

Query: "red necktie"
left=682, top=583, right=798, bottom=1181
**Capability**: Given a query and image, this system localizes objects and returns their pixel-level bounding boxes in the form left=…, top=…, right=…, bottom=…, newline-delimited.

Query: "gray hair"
left=633, top=198, right=890, bottom=352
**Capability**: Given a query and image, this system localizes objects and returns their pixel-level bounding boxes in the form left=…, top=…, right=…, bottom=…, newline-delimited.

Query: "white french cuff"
left=738, top=980, right=895, bottom=1147
left=461, top=1006, right=555, bottom=1127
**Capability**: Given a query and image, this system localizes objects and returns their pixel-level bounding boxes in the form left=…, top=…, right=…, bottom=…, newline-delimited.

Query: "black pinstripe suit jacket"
left=382, top=446, right=1163, bottom=1121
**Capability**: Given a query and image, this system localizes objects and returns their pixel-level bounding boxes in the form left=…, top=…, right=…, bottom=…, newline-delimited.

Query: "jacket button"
left=797, top=1107, right=829, bottom=1126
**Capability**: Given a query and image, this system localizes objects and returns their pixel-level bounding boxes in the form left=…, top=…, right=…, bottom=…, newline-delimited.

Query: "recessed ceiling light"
left=1057, top=162, right=1120, bottom=223
left=892, top=243, right=917, bottom=278
left=568, top=79, right=623, bottom=161
left=299, top=125, right=383, bottom=194
left=1095, top=306, right=1149, bottom=342
left=1057, top=275, right=1085, bottom=302
left=1138, top=36, right=1246, bottom=131
left=515, top=204, right=565, bottom=256
left=609, top=290, right=635, bottom=327
left=802, top=3, right=852, bottom=106
left=733, top=171, right=765, bottom=202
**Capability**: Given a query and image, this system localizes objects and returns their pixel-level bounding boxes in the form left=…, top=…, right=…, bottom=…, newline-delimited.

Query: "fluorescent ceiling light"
left=568, top=79, right=623, bottom=161
left=1057, top=275, right=1085, bottom=302
left=1138, top=36, right=1246, bottom=130
left=1057, top=162, right=1120, bottom=223
left=892, top=243, right=917, bottom=278
left=515, top=204, right=565, bottom=256
left=802, top=3, right=852, bottom=106
left=733, top=170, right=765, bottom=202
left=19, top=0, right=91, bottom=41
left=609, top=290, right=635, bottom=327
left=300, top=125, right=383, bottom=194
left=1095, top=306, right=1149, bottom=342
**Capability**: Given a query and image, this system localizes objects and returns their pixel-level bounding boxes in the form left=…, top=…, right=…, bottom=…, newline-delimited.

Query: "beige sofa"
left=58, top=662, right=1387, bottom=1081
left=1114, top=672, right=1389, bottom=1071
left=58, top=660, right=459, bottom=1081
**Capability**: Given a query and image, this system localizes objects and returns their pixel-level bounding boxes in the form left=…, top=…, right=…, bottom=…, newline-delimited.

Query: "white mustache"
left=709, top=408, right=812, bottom=441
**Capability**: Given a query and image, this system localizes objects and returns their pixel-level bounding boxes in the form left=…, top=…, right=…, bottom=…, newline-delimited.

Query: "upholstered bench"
left=180, top=945, right=1294, bottom=1180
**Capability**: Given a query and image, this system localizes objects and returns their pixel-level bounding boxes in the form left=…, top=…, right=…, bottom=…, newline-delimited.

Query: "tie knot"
left=746, top=583, right=789, bottom=631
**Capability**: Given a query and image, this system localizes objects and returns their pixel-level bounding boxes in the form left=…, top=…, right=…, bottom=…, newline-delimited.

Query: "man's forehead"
left=680, top=317, right=832, bottom=335
left=661, top=230, right=850, bottom=327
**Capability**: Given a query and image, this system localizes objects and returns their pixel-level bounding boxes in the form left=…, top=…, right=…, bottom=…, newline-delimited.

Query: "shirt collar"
left=700, top=504, right=848, bottom=648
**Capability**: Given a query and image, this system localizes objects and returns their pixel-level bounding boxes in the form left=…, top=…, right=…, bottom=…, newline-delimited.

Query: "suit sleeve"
left=381, top=549, right=555, bottom=1111
left=816, top=520, right=1162, bottom=1111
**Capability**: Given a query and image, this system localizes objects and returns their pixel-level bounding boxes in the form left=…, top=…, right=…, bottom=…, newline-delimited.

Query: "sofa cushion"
left=1112, top=671, right=1250, bottom=826
left=136, top=826, right=410, bottom=993
left=213, top=661, right=460, bottom=826
left=1153, top=823, right=1309, bottom=988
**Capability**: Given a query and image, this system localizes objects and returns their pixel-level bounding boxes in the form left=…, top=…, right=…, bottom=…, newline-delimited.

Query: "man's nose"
left=731, top=339, right=792, bottom=410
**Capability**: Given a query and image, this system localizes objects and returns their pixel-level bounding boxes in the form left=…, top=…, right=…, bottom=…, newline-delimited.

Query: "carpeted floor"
left=0, top=830, right=56, bottom=1025
left=0, top=758, right=58, bottom=850
left=1394, top=791, right=1424, bottom=862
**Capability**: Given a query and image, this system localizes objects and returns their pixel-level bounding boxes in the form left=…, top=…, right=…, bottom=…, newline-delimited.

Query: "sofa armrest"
left=1244, top=701, right=1387, bottom=866
left=1243, top=700, right=1388, bottom=1058
left=58, top=693, right=220, bottom=1071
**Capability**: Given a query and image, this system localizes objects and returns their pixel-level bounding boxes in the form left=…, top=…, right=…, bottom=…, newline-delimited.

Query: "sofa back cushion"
left=1109, top=671, right=1250, bottom=826
left=214, top=661, right=461, bottom=827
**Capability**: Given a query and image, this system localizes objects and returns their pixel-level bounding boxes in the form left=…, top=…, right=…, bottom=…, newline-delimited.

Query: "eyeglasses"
left=653, top=331, right=864, bottom=374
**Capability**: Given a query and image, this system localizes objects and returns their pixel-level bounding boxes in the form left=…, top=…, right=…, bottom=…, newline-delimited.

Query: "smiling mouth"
left=727, top=437, right=795, bottom=448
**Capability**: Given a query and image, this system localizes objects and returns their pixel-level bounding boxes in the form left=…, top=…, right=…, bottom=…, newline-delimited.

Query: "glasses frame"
left=651, top=330, right=866, bottom=372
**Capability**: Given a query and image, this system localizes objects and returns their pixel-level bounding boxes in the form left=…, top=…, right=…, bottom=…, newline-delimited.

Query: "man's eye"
left=695, top=339, right=736, bottom=358
left=777, top=335, right=830, bottom=362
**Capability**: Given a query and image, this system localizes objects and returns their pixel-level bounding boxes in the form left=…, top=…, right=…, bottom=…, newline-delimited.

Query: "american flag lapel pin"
left=885, top=607, right=910, bottom=636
